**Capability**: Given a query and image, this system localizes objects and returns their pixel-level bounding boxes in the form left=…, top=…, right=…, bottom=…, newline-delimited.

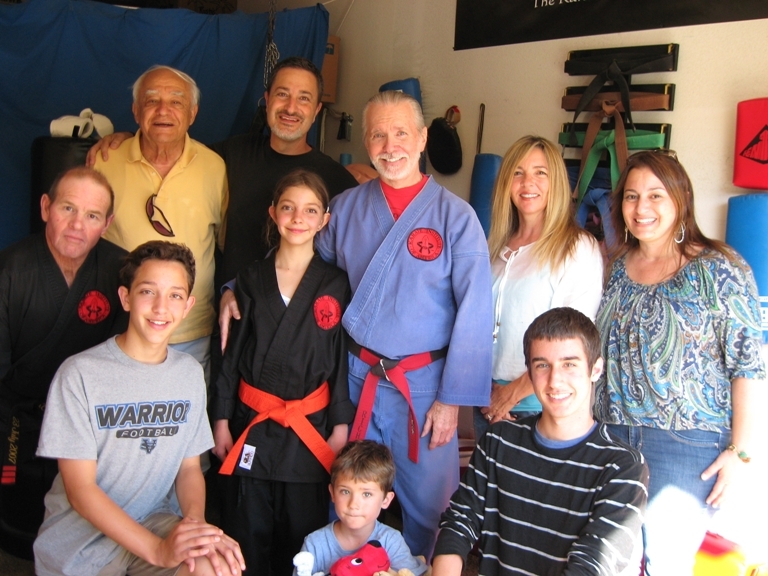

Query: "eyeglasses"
left=145, top=194, right=175, bottom=237
left=651, top=148, right=679, bottom=162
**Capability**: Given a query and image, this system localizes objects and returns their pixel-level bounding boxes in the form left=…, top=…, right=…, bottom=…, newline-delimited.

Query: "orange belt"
left=219, top=379, right=335, bottom=475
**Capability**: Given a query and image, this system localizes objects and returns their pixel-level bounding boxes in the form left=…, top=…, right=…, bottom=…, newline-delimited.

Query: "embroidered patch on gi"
left=239, top=444, right=256, bottom=470
left=407, top=228, right=443, bottom=261
left=78, top=290, right=110, bottom=324
left=314, top=295, right=341, bottom=330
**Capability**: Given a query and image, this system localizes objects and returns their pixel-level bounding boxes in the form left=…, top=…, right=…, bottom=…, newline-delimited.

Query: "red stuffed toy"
left=329, top=540, right=390, bottom=576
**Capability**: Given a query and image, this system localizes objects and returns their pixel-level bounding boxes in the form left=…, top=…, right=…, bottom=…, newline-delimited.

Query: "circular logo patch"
left=407, top=228, right=443, bottom=261
left=78, top=290, right=110, bottom=324
left=314, top=295, right=341, bottom=330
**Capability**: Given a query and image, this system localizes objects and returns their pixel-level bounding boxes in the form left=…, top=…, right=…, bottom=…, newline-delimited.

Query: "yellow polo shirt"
left=96, top=131, right=227, bottom=344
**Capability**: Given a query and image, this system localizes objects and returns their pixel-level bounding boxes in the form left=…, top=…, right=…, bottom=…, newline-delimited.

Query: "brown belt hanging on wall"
left=567, top=92, right=671, bottom=200
left=561, top=91, right=670, bottom=114
left=564, top=45, right=678, bottom=148
left=576, top=101, right=628, bottom=197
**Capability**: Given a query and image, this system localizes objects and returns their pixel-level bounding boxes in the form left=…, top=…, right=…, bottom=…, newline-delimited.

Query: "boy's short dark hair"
left=266, top=56, right=323, bottom=102
left=523, top=307, right=601, bottom=369
left=119, top=241, right=196, bottom=293
left=330, top=440, right=395, bottom=493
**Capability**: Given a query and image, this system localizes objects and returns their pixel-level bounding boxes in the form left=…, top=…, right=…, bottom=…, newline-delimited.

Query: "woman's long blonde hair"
left=487, top=135, right=587, bottom=269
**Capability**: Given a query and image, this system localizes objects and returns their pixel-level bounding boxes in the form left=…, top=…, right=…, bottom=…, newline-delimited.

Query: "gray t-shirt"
left=34, top=337, right=214, bottom=576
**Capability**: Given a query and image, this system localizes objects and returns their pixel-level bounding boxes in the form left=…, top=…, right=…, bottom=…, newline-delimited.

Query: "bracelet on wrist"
left=727, top=444, right=751, bottom=463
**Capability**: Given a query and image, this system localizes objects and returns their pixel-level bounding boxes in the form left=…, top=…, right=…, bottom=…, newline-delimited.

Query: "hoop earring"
left=674, top=223, right=685, bottom=244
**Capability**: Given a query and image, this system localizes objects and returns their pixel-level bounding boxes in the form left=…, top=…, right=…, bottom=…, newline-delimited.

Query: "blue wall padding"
left=0, top=0, right=329, bottom=250
left=725, top=193, right=768, bottom=343
left=379, top=78, right=423, bottom=107
left=469, top=153, right=502, bottom=237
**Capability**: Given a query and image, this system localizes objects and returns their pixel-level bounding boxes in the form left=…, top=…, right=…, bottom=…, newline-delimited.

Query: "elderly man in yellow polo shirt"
left=95, top=65, right=227, bottom=381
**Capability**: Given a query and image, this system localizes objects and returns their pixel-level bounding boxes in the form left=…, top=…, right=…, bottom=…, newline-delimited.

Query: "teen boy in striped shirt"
left=433, top=307, right=648, bottom=575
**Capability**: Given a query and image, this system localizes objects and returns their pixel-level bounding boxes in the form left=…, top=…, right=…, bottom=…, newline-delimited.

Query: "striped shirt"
left=435, top=418, right=648, bottom=575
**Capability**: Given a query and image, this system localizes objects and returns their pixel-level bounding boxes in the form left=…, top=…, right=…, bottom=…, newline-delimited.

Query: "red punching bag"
left=733, top=97, right=768, bottom=190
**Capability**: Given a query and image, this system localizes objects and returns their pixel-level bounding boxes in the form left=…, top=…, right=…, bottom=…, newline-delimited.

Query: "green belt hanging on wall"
left=558, top=126, right=669, bottom=205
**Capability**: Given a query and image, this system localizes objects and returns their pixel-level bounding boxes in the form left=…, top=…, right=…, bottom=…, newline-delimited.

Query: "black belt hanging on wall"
left=560, top=44, right=678, bottom=251
left=562, top=44, right=678, bottom=203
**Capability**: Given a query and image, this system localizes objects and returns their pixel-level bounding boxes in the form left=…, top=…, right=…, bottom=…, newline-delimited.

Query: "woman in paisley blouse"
left=596, top=151, right=764, bottom=574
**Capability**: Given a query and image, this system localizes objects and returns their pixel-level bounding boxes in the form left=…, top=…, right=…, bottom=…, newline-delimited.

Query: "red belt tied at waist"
left=349, top=342, right=448, bottom=464
left=219, top=379, right=335, bottom=475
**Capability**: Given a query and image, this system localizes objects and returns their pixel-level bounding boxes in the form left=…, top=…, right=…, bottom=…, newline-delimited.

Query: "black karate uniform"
left=208, top=133, right=357, bottom=405
left=0, top=234, right=127, bottom=557
left=211, top=252, right=354, bottom=576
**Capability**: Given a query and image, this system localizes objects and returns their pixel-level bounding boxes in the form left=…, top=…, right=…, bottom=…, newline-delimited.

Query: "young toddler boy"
left=294, top=440, right=427, bottom=575
left=33, top=241, right=245, bottom=576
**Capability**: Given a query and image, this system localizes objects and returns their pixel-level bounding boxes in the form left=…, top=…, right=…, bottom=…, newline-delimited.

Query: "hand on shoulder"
left=85, top=132, right=133, bottom=166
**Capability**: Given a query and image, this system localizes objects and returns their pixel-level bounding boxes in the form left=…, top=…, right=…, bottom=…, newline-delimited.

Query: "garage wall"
left=241, top=0, right=768, bottom=240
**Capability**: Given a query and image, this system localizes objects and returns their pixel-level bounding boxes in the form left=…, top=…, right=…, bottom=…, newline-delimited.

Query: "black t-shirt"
left=211, top=133, right=358, bottom=285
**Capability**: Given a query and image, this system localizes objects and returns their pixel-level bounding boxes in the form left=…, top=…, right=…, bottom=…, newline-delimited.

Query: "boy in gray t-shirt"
left=34, top=241, right=245, bottom=576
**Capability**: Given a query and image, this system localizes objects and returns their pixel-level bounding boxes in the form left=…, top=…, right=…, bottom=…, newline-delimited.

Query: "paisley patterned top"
left=595, top=248, right=765, bottom=431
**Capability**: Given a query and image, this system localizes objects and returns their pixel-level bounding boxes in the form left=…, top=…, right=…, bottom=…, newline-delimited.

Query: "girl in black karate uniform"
left=211, top=169, right=355, bottom=576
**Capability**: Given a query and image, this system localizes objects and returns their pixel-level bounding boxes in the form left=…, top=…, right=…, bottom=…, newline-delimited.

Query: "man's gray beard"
left=372, top=154, right=419, bottom=183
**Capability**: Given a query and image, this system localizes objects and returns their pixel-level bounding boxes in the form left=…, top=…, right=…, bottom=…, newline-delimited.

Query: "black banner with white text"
left=454, top=0, right=768, bottom=50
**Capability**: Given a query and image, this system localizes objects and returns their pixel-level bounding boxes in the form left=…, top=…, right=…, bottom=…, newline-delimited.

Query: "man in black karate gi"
left=0, top=166, right=127, bottom=558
